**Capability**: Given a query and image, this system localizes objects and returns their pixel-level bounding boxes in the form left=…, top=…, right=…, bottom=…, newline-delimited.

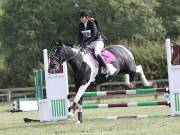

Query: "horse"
left=49, top=40, right=150, bottom=123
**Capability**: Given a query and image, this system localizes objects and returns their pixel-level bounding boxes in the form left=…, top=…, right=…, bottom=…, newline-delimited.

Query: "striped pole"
left=39, top=70, right=43, bottom=99
left=34, top=70, right=44, bottom=99
left=34, top=71, right=39, bottom=99
left=88, top=114, right=172, bottom=121
left=82, top=101, right=169, bottom=109
left=68, top=88, right=169, bottom=98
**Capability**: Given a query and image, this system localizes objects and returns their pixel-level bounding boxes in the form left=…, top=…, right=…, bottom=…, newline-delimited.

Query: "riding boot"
left=97, top=54, right=110, bottom=75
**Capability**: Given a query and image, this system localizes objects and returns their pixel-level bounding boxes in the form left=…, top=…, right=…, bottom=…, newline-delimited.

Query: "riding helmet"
left=79, top=9, right=90, bottom=17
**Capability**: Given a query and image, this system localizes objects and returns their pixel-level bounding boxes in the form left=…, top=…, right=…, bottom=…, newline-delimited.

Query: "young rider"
left=78, top=9, right=110, bottom=74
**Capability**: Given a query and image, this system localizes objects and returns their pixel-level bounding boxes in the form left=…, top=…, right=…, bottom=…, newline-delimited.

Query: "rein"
left=51, top=47, right=80, bottom=63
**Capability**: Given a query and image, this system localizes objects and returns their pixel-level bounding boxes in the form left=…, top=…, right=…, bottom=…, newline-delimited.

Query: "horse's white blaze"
left=118, top=45, right=134, bottom=60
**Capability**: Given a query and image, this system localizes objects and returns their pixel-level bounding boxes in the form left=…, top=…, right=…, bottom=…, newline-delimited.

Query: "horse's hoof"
left=76, top=120, right=81, bottom=124
left=144, top=81, right=153, bottom=87
left=67, top=113, right=73, bottom=121
left=129, top=83, right=135, bottom=89
left=67, top=115, right=72, bottom=121
left=125, top=83, right=135, bottom=89
left=147, top=81, right=153, bottom=87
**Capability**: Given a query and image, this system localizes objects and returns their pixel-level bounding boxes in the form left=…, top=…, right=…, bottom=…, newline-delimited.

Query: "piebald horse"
left=49, top=41, right=150, bottom=123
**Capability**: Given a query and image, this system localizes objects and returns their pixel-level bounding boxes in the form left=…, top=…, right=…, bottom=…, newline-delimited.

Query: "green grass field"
left=0, top=96, right=180, bottom=135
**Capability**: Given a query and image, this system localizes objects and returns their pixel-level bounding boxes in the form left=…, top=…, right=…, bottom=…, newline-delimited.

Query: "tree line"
left=0, top=0, right=179, bottom=88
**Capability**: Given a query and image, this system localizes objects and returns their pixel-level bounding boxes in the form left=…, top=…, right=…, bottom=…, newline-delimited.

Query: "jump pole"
left=68, top=88, right=169, bottom=97
left=82, top=101, right=169, bottom=109
left=34, top=70, right=43, bottom=99
left=88, top=114, right=172, bottom=121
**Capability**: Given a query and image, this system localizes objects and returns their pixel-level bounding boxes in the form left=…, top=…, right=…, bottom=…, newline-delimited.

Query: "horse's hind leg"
left=124, top=74, right=130, bottom=86
left=123, top=73, right=136, bottom=88
left=136, top=65, right=149, bottom=86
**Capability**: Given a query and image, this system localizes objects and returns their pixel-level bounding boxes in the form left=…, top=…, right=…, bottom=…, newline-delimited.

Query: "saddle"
left=83, top=47, right=115, bottom=65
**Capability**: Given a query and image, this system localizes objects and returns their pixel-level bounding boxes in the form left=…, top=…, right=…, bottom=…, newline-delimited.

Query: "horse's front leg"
left=77, top=97, right=83, bottom=124
left=68, top=82, right=90, bottom=122
left=124, top=74, right=135, bottom=88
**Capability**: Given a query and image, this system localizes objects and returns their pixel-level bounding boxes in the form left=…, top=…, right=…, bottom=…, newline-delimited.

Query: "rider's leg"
left=93, top=41, right=104, bottom=55
left=91, top=41, right=110, bottom=74
left=97, top=54, right=108, bottom=69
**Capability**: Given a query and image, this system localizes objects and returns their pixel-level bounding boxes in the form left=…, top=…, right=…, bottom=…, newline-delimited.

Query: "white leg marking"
left=124, top=74, right=131, bottom=85
left=74, top=82, right=90, bottom=103
left=136, top=65, right=148, bottom=86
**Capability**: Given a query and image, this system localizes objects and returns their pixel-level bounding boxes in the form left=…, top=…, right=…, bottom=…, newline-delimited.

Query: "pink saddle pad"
left=101, top=49, right=115, bottom=64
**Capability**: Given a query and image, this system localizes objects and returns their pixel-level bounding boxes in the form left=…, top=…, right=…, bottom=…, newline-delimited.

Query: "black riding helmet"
left=79, top=9, right=90, bottom=17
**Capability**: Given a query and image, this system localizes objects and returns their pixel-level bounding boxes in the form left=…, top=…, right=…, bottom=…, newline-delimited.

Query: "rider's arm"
left=78, top=23, right=83, bottom=45
left=83, top=20, right=98, bottom=45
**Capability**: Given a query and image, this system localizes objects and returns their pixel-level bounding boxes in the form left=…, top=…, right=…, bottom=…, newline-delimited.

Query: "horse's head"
left=49, top=40, right=76, bottom=70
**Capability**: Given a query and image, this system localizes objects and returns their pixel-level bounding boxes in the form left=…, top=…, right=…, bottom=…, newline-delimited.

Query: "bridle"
left=51, top=45, right=80, bottom=65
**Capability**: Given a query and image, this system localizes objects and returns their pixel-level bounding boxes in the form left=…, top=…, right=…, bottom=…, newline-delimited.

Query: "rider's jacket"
left=78, top=19, right=101, bottom=46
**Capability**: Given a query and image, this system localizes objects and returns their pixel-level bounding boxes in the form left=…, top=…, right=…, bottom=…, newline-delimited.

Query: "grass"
left=0, top=96, right=180, bottom=135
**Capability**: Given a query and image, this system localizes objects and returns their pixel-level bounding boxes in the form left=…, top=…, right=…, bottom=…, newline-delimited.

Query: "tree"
left=0, top=0, right=114, bottom=87
left=106, top=0, right=166, bottom=44
left=0, top=0, right=177, bottom=88
left=156, top=0, right=180, bottom=39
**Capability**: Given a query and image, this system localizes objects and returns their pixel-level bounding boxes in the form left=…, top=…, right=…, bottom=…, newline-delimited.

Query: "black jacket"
left=78, top=19, right=100, bottom=46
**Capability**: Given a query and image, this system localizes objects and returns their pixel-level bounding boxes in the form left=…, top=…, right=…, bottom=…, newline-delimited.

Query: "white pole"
left=165, top=39, right=180, bottom=116
left=43, top=49, right=49, bottom=76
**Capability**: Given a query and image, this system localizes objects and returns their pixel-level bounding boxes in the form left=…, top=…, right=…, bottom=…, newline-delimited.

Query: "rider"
left=78, top=9, right=110, bottom=74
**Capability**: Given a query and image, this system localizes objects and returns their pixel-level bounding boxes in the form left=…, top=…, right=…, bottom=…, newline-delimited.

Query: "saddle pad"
left=101, top=49, right=115, bottom=64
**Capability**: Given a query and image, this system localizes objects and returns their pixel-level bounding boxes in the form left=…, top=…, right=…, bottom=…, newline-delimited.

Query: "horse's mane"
left=63, top=43, right=82, bottom=52
left=63, top=43, right=74, bottom=47
left=53, top=40, right=82, bottom=53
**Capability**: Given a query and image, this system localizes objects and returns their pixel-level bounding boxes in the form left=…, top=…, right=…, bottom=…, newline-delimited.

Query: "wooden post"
left=154, top=83, right=158, bottom=100
left=7, top=90, right=11, bottom=102
left=96, top=85, right=101, bottom=104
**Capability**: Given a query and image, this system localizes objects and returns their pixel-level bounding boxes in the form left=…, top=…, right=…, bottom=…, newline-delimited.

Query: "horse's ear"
left=58, top=40, right=63, bottom=46
left=53, top=40, right=59, bottom=47
left=53, top=40, right=56, bottom=45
